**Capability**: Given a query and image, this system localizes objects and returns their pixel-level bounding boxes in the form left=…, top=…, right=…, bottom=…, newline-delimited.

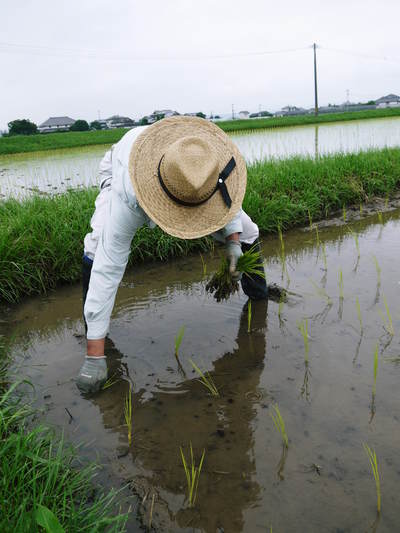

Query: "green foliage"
left=189, top=359, right=219, bottom=397
left=180, top=443, right=205, bottom=507
left=35, top=505, right=65, bottom=533
left=174, top=326, right=185, bottom=357
left=0, top=345, right=127, bottom=531
left=270, top=404, right=288, bottom=449
left=363, top=443, right=381, bottom=514
left=8, top=119, right=38, bottom=136
left=69, top=119, right=90, bottom=131
left=196, top=112, right=206, bottom=119
left=90, top=120, right=103, bottom=130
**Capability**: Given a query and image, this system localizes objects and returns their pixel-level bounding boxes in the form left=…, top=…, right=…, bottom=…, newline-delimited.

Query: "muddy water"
left=2, top=211, right=400, bottom=532
left=2, top=116, right=400, bottom=198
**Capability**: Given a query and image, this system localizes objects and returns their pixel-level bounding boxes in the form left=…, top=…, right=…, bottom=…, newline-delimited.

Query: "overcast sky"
left=1, top=0, right=400, bottom=130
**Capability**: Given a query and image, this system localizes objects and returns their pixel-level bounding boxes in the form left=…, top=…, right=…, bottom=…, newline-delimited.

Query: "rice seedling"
left=189, top=359, right=219, bottom=397
left=124, top=383, right=133, bottom=446
left=297, top=319, right=309, bottom=363
left=372, top=255, right=381, bottom=286
left=101, top=374, right=119, bottom=390
left=180, top=443, right=205, bottom=507
left=174, top=326, right=185, bottom=358
left=356, top=297, right=363, bottom=333
left=384, top=195, right=389, bottom=208
left=310, top=280, right=332, bottom=305
left=270, top=403, right=288, bottom=449
left=199, top=253, right=207, bottom=277
left=372, top=344, right=379, bottom=396
left=247, top=300, right=252, bottom=333
left=348, top=228, right=360, bottom=258
left=300, top=364, right=311, bottom=401
left=206, top=245, right=265, bottom=301
left=377, top=211, right=383, bottom=224
left=363, top=443, right=381, bottom=515
left=338, top=269, right=344, bottom=300
left=382, top=295, right=394, bottom=336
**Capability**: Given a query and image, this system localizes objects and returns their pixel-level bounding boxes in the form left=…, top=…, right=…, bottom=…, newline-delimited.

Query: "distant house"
left=375, top=94, right=400, bottom=108
left=144, top=109, right=180, bottom=123
left=38, top=116, right=75, bottom=133
left=249, top=110, right=272, bottom=119
left=275, top=106, right=307, bottom=117
left=238, top=111, right=250, bottom=119
left=104, top=115, right=135, bottom=128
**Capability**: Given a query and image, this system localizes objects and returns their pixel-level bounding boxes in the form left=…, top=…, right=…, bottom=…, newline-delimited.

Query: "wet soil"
left=2, top=209, right=400, bottom=532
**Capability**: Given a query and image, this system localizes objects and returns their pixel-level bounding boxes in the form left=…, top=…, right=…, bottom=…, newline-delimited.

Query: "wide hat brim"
left=129, top=116, right=247, bottom=239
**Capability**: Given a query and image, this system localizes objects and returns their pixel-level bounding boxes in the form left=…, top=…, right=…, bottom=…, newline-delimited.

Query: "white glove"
left=225, top=240, right=243, bottom=282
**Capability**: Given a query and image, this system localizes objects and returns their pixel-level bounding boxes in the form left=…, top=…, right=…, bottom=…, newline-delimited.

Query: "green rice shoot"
left=200, top=254, right=207, bottom=277
left=310, top=280, right=332, bottom=304
left=377, top=211, right=383, bottom=224
left=101, top=374, right=119, bottom=390
left=372, top=255, right=381, bottom=286
left=338, top=269, right=344, bottom=299
left=363, top=443, right=381, bottom=515
left=321, top=243, right=327, bottom=270
left=206, top=245, right=265, bottom=301
left=124, top=383, right=133, bottom=446
left=270, top=404, right=288, bottom=449
left=189, top=359, right=219, bottom=397
left=174, top=326, right=185, bottom=357
left=180, top=442, right=205, bottom=508
left=247, top=300, right=252, bottom=333
left=297, top=319, right=310, bottom=363
left=356, top=297, right=363, bottom=332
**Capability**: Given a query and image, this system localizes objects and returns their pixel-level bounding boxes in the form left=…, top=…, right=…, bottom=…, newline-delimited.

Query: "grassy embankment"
left=1, top=148, right=400, bottom=304
left=1, top=107, right=400, bottom=155
left=0, top=339, right=128, bottom=531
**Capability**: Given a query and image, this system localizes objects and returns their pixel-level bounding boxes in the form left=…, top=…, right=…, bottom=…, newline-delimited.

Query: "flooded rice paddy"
left=2, top=209, right=400, bottom=532
left=1, top=116, right=400, bottom=198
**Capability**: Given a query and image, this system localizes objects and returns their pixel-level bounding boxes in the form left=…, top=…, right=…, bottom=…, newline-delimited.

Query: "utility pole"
left=232, top=104, right=235, bottom=120
left=313, top=43, right=319, bottom=116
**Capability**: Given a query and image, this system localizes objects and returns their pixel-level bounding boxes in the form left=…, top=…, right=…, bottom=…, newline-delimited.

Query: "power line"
left=320, top=45, right=400, bottom=65
left=0, top=40, right=310, bottom=62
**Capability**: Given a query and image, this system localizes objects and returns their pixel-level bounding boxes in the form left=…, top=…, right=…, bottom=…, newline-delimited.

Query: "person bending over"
left=77, top=116, right=267, bottom=393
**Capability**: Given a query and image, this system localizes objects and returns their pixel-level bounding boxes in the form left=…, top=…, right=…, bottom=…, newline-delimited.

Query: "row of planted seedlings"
left=276, top=209, right=393, bottom=524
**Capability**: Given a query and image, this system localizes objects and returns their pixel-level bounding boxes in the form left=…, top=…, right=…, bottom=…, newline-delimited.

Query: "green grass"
left=2, top=147, right=400, bottom=303
left=0, top=128, right=128, bottom=155
left=2, top=108, right=400, bottom=156
left=0, top=340, right=128, bottom=532
left=217, top=107, right=400, bottom=133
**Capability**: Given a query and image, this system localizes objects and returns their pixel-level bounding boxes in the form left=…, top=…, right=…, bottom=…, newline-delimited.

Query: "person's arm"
left=84, top=190, right=147, bottom=354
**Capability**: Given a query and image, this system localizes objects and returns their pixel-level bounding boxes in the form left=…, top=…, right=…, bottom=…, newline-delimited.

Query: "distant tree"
left=8, top=119, right=38, bottom=136
left=214, top=115, right=221, bottom=119
left=90, top=120, right=102, bottom=130
left=367, top=100, right=376, bottom=105
left=70, top=120, right=90, bottom=131
left=139, top=117, right=149, bottom=125
left=154, top=114, right=165, bottom=122
left=196, top=112, right=206, bottom=119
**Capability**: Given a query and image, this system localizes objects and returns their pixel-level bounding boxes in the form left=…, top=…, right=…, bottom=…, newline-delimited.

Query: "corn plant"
left=363, top=443, right=381, bottom=515
left=270, top=403, right=288, bottom=449
left=189, top=359, right=219, bottom=397
left=180, top=443, right=205, bottom=507
left=124, top=383, right=133, bottom=446
left=247, top=300, right=252, bottom=333
left=297, top=319, right=310, bottom=363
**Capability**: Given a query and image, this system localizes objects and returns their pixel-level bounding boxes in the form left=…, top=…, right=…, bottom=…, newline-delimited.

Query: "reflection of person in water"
left=89, top=298, right=268, bottom=532
left=77, top=116, right=268, bottom=393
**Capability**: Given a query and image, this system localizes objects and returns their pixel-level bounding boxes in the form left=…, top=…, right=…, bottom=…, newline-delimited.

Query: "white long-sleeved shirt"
left=84, top=126, right=244, bottom=340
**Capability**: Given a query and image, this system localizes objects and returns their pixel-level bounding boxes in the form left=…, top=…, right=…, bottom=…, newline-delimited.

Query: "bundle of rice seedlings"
left=206, top=246, right=265, bottom=301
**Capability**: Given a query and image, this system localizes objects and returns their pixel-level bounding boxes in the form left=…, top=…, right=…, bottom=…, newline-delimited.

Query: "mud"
left=2, top=209, right=400, bottom=532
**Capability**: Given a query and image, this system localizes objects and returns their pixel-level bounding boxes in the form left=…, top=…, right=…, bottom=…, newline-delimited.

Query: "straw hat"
left=129, top=116, right=247, bottom=239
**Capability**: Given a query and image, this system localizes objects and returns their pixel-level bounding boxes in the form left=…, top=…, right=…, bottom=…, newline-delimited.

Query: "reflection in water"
left=89, top=300, right=268, bottom=532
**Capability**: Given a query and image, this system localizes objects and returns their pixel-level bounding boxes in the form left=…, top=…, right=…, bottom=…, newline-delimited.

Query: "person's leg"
left=239, top=211, right=268, bottom=300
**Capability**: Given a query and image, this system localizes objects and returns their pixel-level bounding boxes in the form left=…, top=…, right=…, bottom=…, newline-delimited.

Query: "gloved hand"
left=225, top=240, right=243, bottom=282
left=76, top=356, right=107, bottom=393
